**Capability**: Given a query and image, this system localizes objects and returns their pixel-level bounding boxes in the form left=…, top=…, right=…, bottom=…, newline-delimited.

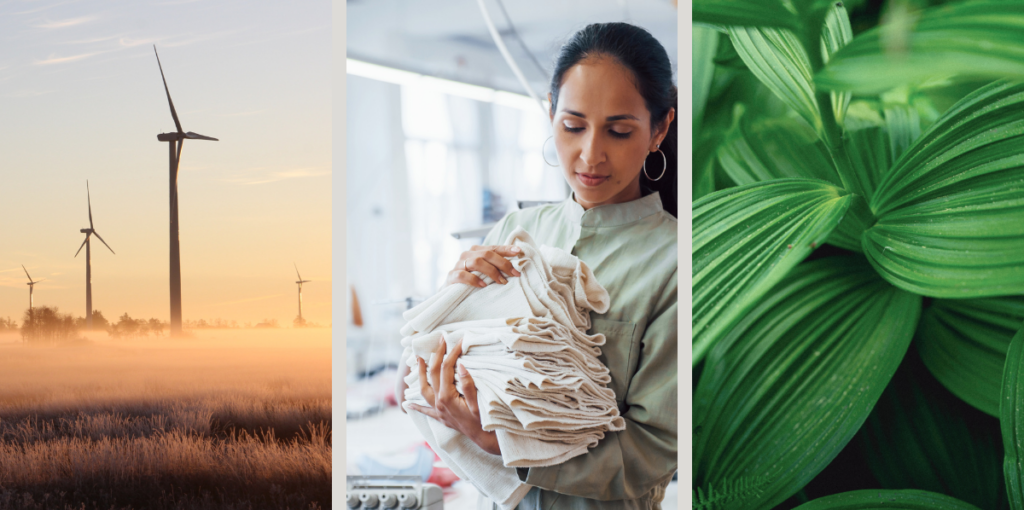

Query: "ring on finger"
left=464, top=260, right=469, bottom=272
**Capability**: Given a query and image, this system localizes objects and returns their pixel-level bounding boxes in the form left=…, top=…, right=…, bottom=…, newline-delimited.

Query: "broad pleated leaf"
left=693, top=0, right=800, bottom=31
left=816, top=1, right=1024, bottom=95
left=826, top=193, right=874, bottom=253
left=693, top=179, right=852, bottom=365
left=1000, top=322, right=1024, bottom=509
left=863, top=81, right=1024, bottom=297
left=694, top=132, right=720, bottom=201
left=694, top=24, right=720, bottom=132
left=793, top=490, right=983, bottom=510
left=728, top=3, right=852, bottom=138
left=884, top=103, right=922, bottom=162
left=717, top=104, right=839, bottom=186
left=820, top=3, right=853, bottom=125
left=844, top=126, right=891, bottom=201
left=860, top=349, right=1008, bottom=510
left=918, top=297, right=1024, bottom=417
left=729, top=26, right=821, bottom=136
left=693, top=256, right=920, bottom=509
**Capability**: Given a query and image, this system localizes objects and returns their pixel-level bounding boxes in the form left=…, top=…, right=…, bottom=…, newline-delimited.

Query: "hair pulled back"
left=549, top=22, right=678, bottom=217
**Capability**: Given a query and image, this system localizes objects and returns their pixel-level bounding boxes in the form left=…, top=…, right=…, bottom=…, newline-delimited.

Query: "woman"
left=404, top=22, right=678, bottom=510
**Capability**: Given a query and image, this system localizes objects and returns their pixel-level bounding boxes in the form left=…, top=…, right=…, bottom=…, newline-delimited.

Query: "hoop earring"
left=643, top=149, right=667, bottom=182
left=542, top=136, right=558, bottom=167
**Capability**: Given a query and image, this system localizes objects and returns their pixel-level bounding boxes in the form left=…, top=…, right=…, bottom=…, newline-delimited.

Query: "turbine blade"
left=74, top=235, right=89, bottom=258
left=154, top=46, right=183, bottom=134
left=185, top=132, right=218, bottom=141
left=93, top=231, right=115, bottom=255
left=294, top=263, right=301, bottom=280
left=87, top=180, right=94, bottom=230
left=176, top=139, right=183, bottom=170
left=22, top=264, right=33, bottom=282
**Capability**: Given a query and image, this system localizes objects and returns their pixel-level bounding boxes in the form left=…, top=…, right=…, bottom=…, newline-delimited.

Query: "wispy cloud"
left=212, top=294, right=287, bottom=307
left=226, top=167, right=330, bottom=185
left=33, top=15, right=96, bottom=29
left=5, top=0, right=80, bottom=17
left=65, top=34, right=121, bottom=45
left=33, top=51, right=99, bottom=65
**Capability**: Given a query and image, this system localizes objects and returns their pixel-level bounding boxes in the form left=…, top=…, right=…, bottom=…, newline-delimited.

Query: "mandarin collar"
left=562, top=191, right=664, bottom=228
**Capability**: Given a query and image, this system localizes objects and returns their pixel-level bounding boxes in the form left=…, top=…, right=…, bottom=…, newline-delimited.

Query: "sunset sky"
left=0, top=0, right=331, bottom=327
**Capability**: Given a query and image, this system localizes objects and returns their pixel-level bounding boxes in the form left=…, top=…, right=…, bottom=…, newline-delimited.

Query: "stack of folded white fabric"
left=400, top=227, right=625, bottom=510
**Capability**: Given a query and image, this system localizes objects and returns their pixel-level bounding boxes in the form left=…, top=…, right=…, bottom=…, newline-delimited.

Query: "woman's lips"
left=577, top=173, right=609, bottom=187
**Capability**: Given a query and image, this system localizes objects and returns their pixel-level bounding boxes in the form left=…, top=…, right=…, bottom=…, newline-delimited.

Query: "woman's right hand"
left=445, top=245, right=523, bottom=288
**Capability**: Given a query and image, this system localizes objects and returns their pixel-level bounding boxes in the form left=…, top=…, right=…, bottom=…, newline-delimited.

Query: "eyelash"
left=562, top=125, right=632, bottom=139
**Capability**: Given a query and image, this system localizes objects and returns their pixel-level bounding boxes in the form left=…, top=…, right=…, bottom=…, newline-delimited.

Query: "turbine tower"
left=153, top=46, right=219, bottom=337
left=294, top=263, right=311, bottom=326
left=75, top=181, right=115, bottom=330
left=22, top=264, right=43, bottom=312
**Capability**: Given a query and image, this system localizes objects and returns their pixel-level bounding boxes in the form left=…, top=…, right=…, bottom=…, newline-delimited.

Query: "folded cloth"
left=400, top=227, right=624, bottom=510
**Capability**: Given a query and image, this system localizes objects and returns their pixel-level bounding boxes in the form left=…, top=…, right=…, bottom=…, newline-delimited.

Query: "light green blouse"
left=481, top=191, right=678, bottom=510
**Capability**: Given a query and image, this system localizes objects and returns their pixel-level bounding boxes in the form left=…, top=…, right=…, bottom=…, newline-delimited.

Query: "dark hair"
left=549, top=22, right=678, bottom=218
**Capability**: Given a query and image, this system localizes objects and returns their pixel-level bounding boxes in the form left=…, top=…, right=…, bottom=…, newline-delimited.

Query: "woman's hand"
left=445, top=245, right=522, bottom=288
left=407, top=336, right=501, bottom=456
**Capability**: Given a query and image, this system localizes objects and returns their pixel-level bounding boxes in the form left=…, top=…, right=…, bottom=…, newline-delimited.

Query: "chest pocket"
left=589, top=318, right=639, bottom=409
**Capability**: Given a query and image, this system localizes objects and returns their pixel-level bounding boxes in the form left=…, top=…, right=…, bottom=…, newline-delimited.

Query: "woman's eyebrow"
left=562, top=109, right=640, bottom=122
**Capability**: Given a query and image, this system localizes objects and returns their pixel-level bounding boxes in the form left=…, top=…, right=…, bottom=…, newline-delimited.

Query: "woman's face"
left=549, top=55, right=672, bottom=210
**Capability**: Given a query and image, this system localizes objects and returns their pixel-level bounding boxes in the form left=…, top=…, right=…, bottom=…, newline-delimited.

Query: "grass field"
left=0, top=328, right=331, bottom=510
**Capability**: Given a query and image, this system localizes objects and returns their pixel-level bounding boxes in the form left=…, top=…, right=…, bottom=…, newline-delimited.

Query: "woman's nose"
left=579, top=132, right=606, bottom=167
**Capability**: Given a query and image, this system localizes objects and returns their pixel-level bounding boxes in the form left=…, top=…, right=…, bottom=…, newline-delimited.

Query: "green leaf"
left=792, top=489, right=983, bottom=510
left=918, top=297, right=1024, bottom=417
left=844, top=126, right=892, bottom=201
left=883, top=103, right=922, bottom=162
left=716, top=103, right=840, bottom=186
left=863, top=80, right=1024, bottom=298
left=826, top=193, right=874, bottom=253
left=694, top=256, right=920, bottom=509
left=816, top=1, right=1024, bottom=95
left=694, top=131, right=720, bottom=201
left=694, top=0, right=800, bottom=31
left=728, top=25, right=822, bottom=136
left=692, top=179, right=852, bottom=365
left=820, top=2, right=853, bottom=125
left=728, top=2, right=853, bottom=139
left=860, top=349, right=1008, bottom=510
left=694, top=24, right=721, bottom=132
left=1000, top=321, right=1024, bottom=509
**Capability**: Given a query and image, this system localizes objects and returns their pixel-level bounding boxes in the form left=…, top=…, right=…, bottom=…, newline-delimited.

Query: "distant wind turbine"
left=22, top=264, right=43, bottom=313
left=294, top=263, right=311, bottom=325
left=153, top=45, right=219, bottom=337
left=75, top=181, right=115, bottom=330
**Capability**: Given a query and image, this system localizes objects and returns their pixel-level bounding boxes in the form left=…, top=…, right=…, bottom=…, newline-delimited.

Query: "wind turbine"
left=22, top=264, right=43, bottom=313
left=153, top=45, right=219, bottom=337
left=75, top=181, right=115, bottom=330
left=294, top=263, right=311, bottom=326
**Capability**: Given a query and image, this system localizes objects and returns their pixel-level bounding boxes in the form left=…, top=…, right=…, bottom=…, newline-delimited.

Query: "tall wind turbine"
left=75, top=181, right=115, bottom=330
left=22, top=265, right=43, bottom=313
left=294, top=263, right=311, bottom=326
left=153, top=46, right=219, bottom=337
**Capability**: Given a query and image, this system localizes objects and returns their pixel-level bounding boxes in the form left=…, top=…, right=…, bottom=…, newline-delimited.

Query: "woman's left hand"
left=407, top=336, right=501, bottom=456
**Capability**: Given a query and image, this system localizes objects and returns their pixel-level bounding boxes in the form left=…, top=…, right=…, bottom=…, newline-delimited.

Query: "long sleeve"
left=515, top=269, right=678, bottom=501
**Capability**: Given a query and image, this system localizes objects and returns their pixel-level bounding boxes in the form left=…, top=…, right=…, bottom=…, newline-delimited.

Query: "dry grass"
left=0, top=328, right=331, bottom=510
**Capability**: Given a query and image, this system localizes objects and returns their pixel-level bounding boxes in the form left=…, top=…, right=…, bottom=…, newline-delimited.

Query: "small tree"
left=0, top=317, right=17, bottom=332
left=21, top=306, right=79, bottom=343
left=147, top=318, right=167, bottom=337
left=109, top=313, right=148, bottom=340
left=74, top=310, right=110, bottom=331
